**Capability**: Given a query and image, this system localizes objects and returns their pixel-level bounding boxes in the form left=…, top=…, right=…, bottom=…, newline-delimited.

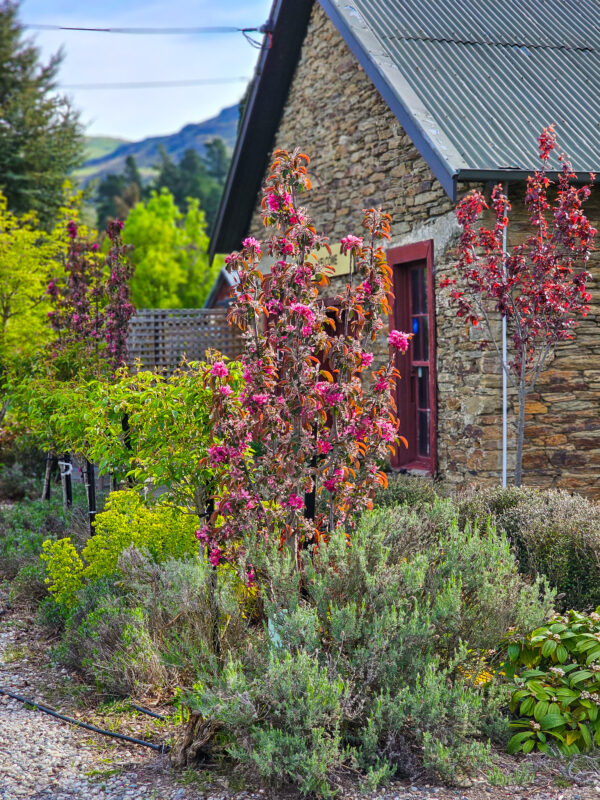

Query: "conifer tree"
left=0, top=1, right=83, bottom=227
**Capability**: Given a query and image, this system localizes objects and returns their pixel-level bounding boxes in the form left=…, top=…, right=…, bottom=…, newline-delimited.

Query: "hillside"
left=83, top=136, right=129, bottom=162
left=75, top=103, right=239, bottom=185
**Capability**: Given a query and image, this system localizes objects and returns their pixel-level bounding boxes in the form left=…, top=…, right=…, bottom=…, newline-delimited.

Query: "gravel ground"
left=3, top=609, right=600, bottom=800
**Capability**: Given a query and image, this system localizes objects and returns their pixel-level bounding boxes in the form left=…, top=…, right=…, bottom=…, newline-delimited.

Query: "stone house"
left=209, top=0, right=600, bottom=496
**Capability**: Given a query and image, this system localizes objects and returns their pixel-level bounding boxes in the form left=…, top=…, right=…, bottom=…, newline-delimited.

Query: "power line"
left=25, top=22, right=271, bottom=49
left=61, top=77, right=250, bottom=90
left=25, top=23, right=266, bottom=35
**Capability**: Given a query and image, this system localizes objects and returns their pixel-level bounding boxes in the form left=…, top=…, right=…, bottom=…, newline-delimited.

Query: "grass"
left=83, top=136, right=128, bottom=162
left=487, top=763, right=537, bottom=787
left=2, top=643, right=31, bottom=663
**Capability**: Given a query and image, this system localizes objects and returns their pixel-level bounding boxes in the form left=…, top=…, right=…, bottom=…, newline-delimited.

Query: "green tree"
left=0, top=0, right=83, bottom=227
left=123, top=188, right=222, bottom=308
left=95, top=155, right=142, bottom=230
left=204, top=138, right=230, bottom=183
left=0, top=190, right=80, bottom=360
left=155, top=147, right=223, bottom=231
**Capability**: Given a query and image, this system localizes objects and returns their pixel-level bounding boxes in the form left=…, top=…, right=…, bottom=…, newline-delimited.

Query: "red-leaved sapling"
left=444, top=126, right=595, bottom=485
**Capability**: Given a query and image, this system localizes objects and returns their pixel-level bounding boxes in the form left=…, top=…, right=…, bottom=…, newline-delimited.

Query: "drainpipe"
left=501, top=185, right=509, bottom=488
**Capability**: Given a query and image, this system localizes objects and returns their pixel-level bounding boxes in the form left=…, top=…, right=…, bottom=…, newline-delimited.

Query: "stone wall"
left=248, top=3, right=600, bottom=497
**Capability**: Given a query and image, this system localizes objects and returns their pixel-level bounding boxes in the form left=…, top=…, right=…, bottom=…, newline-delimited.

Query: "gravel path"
left=0, top=617, right=208, bottom=800
left=3, top=610, right=600, bottom=800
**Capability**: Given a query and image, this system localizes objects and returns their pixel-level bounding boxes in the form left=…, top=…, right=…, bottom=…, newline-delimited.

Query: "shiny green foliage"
left=504, top=609, right=600, bottom=756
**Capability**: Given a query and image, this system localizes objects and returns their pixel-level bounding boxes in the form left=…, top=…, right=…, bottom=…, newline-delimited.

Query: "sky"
left=20, top=0, right=274, bottom=141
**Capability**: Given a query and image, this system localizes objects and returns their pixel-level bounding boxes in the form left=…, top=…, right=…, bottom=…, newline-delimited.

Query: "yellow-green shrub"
left=42, top=489, right=199, bottom=606
left=82, top=489, right=198, bottom=581
left=40, top=537, right=84, bottom=608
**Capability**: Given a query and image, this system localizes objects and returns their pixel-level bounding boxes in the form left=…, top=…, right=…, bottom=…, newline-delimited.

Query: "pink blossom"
left=340, top=234, right=363, bottom=254
left=324, top=470, right=343, bottom=492
left=267, top=192, right=280, bottom=211
left=361, top=352, right=373, bottom=367
left=388, top=329, right=411, bottom=353
left=290, top=302, right=315, bottom=324
left=246, top=564, right=256, bottom=587
left=208, top=444, right=229, bottom=463
left=195, top=525, right=210, bottom=543
left=209, top=547, right=222, bottom=567
left=211, top=361, right=229, bottom=378
left=361, top=280, right=373, bottom=295
left=287, top=493, right=304, bottom=509
left=317, top=440, right=332, bottom=455
left=219, top=385, right=233, bottom=397
left=380, top=421, right=397, bottom=442
left=374, top=377, right=389, bottom=392
left=251, top=393, right=268, bottom=406
left=301, top=324, right=313, bottom=337
left=316, top=382, right=344, bottom=406
left=242, top=237, right=262, bottom=258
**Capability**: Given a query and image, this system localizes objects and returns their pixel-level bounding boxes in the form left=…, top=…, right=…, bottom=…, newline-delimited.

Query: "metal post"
left=501, top=186, right=509, bottom=488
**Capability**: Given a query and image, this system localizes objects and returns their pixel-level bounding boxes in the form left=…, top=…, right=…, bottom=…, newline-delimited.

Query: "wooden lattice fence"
left=126, top=308, right=244, bottom=372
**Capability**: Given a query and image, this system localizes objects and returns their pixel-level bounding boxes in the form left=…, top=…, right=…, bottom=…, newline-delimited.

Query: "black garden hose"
left=129, top=703, right=166, bottom=721
left=0, top=685, right=169, bottom=753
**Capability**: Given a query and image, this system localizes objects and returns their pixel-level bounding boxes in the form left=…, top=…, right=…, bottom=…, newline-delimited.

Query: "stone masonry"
left=248, top=3, right=600, bottom=497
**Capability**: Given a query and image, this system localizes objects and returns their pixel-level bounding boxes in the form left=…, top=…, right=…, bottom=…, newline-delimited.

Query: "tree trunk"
left=514, top=389, right=526, bottom=487
left=41, top=452, right=53, bottom=501
left=204, top=496, right=220, bottom=659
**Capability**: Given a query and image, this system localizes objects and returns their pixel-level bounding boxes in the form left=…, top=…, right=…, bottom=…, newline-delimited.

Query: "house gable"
left=247, top=4, right=458, bottom=246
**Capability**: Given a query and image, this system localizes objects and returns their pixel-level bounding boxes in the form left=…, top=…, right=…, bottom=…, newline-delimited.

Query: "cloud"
left=20, top=0, right=273, bottom=139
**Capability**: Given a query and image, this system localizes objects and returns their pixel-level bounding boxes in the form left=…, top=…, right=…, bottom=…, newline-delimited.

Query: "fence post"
left=86, top=459, right=97, bottom=535
left=59, top=454, right=72, bottom=511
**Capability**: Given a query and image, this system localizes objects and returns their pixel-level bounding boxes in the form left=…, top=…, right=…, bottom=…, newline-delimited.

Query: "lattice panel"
left=126, top=308, right=244, bottom=372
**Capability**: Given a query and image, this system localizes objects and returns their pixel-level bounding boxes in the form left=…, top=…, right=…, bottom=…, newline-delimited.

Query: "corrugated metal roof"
left=327, top=0, right=600, bottom=183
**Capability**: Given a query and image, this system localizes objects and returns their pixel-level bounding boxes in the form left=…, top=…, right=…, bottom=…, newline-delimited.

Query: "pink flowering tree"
left=197, top=149, right=410, bottom=568
left=444, top=127, right=595, bottom=485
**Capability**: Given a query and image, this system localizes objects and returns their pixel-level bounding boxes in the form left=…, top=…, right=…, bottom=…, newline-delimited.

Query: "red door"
left=388, top=241, right=437, bottom=473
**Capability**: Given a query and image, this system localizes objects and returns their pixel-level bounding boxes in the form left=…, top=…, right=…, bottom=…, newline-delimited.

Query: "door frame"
left=387, top=240, right=437, bottom=474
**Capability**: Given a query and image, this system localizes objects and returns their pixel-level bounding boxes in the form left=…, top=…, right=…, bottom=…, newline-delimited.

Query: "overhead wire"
left=25, top=21, right=274, bottom=51
left=25, top=23, right=269, bottom=36
left=60, top=77, right=250, bottom=90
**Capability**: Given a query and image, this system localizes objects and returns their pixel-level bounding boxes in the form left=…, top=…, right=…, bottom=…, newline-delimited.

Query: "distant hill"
left=83, top=136, right=129, bottom=162
left=75, top=104, right=239, bottom=185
